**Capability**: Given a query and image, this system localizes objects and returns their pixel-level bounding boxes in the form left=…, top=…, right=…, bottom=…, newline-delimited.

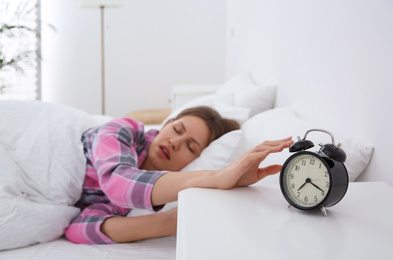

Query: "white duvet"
left=0, top=101, right=100, bottom=251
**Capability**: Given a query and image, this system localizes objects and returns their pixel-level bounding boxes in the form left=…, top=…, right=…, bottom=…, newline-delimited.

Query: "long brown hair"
left=174, top=106, right=240, bottom=144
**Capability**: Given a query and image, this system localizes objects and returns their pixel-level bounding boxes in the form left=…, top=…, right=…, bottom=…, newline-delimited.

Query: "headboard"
left=226, top=0, right=393, bottom=186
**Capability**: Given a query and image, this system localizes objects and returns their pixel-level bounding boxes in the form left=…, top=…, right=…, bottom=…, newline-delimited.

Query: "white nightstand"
left=171, top=84, right=221, bottom=111
left=176, top=182, right=393, bottom=260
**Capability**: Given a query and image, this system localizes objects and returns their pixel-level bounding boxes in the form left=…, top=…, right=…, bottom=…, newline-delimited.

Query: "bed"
left=0, top=73, right=374, bottom=259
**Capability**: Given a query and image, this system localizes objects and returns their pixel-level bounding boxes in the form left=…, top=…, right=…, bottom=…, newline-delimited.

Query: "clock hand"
left=297, top=181, right=308, bottom=191
left=297, top=178, right=312, bottom=191
left=310, top=181, right=324, bottom=193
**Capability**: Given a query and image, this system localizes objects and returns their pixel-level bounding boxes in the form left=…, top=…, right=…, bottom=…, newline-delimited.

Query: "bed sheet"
left=0, top=237, right=176, bottom=260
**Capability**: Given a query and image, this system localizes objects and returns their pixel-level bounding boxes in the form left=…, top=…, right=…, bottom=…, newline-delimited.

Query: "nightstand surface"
left=176, top=182, right=393, bottom=260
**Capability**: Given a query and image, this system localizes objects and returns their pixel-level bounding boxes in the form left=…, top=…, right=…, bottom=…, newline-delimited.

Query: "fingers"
left=246, top=150, right=270, bottom=164
left=232, top=137, right=292, bottom=186
left=262, top=136, right=292, bottom=146
left=257, top=164, right=282, bottom=180
left=252, top=137, right=293, bottom=154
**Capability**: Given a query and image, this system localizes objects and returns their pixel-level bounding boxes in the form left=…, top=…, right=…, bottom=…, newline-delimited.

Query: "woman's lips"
left=159, top=145, right=170, bottom=160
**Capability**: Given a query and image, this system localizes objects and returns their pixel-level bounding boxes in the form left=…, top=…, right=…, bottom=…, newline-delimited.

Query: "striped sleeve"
left=66, top=118, right=167, bottom=244
left=65, top=203, right=118, bottom=244
left=89, top=118, right=167, bottom=211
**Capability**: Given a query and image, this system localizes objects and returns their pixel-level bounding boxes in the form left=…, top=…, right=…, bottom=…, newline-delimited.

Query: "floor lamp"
left=80, top=0, right=124, bottom=115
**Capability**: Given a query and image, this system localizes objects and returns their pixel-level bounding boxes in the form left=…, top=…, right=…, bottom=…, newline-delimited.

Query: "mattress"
left=0, top=237, right=176, bottom=260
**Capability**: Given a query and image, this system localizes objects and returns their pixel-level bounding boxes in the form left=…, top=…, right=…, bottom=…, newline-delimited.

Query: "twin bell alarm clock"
left=279, top=129, right=349, bottom=216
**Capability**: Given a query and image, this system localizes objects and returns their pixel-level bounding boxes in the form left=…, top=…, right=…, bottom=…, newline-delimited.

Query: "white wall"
left=226, top=0, right=393, bottom=186
left=41, top=0, right=227, bottom=117
left=41, top=0, right=101, bottom=114
left=225, top=0, right=282, bottom=85
left=42, top=0, right=393, bottom=185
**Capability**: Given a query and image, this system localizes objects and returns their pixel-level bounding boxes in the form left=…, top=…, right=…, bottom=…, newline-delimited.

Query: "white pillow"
left=181, top=129, right=247, bottom=172
left=216, top=73, right=276, bottom=117
left=163, top=73, right=276, bottom=127
left=243, top=107, right=374, bottom=184
left=161, top=94, right=250, bottom=127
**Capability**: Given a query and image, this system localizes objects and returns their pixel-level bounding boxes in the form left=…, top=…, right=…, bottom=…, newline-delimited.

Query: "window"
left=0, top=0, right=40, bottom=100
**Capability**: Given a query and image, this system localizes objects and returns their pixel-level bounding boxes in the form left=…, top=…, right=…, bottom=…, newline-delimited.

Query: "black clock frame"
left=280, top=150, right=349, bottom=211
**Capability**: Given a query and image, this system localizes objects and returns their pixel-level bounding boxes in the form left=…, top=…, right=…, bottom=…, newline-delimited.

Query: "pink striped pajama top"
left=65, top=118, right=167, bottom=244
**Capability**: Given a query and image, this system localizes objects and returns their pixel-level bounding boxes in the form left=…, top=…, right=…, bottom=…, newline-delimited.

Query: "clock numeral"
left=290, top=183, right=295, bottom=189
left=325, top=182, right=330, bottom=188
left=314, top=196, right=318, bottom=202
left=289, top=173, right=295, bottom=179
left=304, top=196, right=308, bottom=202
left=297, top=192, right=300, bottom=198
left=302, top=160, right=306, bottom=166
left=324, top=171, right=328, bottom=177
left=319, top=163, right=322, bottom=169
left=321, top=191, right=325, bottom=196
left=310, top=158, right=315, bottom=165
left=295, top=166, right=300, bottom=171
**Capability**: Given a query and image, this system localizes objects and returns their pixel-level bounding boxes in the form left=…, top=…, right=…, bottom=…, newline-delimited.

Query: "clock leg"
left=320, top=206, right=327, bottom=217
left=288, top=204, right=292, bottom=209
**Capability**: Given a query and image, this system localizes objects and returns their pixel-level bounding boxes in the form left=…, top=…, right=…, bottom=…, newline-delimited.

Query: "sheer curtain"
left=0, top=0, right=40, bottom=100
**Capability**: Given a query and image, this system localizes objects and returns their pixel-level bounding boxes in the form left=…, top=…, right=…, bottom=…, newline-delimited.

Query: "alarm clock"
left=279, top=129, right=349, bottom=216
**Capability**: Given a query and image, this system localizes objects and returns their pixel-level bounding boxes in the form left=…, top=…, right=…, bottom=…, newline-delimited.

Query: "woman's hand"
left=213, top=137, right=293, bottom=190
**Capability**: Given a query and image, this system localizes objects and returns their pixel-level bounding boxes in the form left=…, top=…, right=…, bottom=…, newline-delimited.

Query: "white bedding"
left=0, top=237, right=176, bottom=260
left=0, top=101, right=176, bottom=258
left=0, top=101, right=99, bottom=250
left=0, top=96, right=374, bottom=258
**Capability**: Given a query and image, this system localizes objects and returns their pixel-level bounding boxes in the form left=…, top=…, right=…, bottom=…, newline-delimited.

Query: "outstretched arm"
left=151, top=137, right=293, bottom=206
left=100, top=137, right=292, bottom=243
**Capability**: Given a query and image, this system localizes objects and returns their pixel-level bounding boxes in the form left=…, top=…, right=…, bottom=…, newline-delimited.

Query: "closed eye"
left=173, top=121, right=200, bottom=154
left=188, top=143, right=194, bottom=153
left=173, top=125, right=181, bottom=134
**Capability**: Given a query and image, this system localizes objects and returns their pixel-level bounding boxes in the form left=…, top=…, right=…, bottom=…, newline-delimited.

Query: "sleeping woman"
left=65, top=106, right=293, bottom=244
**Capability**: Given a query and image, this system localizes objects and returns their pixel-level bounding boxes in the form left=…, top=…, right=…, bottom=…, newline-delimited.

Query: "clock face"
left=281, top=153, right=331, bottom=209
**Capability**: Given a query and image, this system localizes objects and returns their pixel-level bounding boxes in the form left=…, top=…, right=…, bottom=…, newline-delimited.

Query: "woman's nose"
left=169, top=137, right=183, bottom=150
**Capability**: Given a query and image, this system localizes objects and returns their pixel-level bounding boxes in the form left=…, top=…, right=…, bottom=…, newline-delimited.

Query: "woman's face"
left=142, top=115, right=210, bottom=171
